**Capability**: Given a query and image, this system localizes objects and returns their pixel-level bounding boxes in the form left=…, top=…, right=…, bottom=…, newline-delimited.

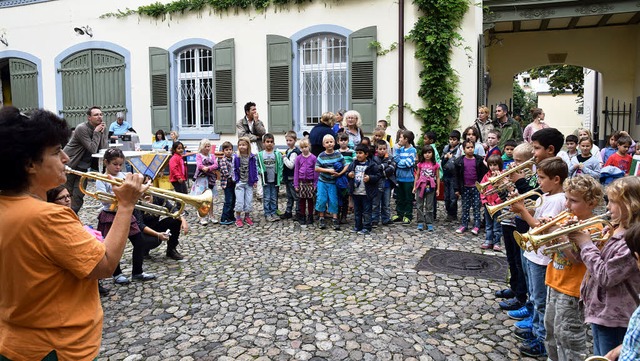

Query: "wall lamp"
left=74, top=26, right=93, bottom=38
left=0, top=33, right=7, bottom=46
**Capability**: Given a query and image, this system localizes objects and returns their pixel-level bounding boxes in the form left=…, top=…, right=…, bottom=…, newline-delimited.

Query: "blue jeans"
left=591, top=324, right=627, bottom=356
left=372, top=185, right=391, bottom=224
left=315, top=181, right=339, bottom=215
left=221, top=181, right=236, bottom=222
left=443, top=177, right=457, bottom=217
left=522, top=255, right=548, bottom=342
left=352, top=194, right=372, bottom=231
left=284, top=179, right=298, bottom=214
left=484, top=208, right=502, bottom=245
left=262, top=183, right=278, bottom=217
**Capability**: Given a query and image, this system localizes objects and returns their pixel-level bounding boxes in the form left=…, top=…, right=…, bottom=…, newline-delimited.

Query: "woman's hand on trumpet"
left=112, top=173, right=150, bottom=210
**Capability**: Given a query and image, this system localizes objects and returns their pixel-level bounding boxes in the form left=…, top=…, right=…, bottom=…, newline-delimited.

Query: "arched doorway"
left=58, top=49, right=125, bottom=128
left=0, top=58, right=38, bottom=113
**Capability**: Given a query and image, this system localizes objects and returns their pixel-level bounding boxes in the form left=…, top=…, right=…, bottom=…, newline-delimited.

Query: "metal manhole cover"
left=416, top=249, right=508, bottom=282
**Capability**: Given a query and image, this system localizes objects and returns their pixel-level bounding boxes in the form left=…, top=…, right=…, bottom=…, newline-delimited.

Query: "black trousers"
left=113, top=233, right=155, bottom=276
left=145, top=216, right=182, bottom=252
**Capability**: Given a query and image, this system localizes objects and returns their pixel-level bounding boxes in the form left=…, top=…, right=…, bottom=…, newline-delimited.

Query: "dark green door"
left=59, top=49, right=126, bottom=128
left=9, top=58, right=39, bottom=113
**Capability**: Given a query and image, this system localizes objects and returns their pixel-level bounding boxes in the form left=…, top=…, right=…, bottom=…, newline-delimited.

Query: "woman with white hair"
left=340, top=110, right=364, bottom=148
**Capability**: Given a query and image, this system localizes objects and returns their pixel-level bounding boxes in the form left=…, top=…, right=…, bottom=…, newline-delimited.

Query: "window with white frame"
left=177, top=47, right=214, bottom=129
left=298, top=35, right=347, bottom=130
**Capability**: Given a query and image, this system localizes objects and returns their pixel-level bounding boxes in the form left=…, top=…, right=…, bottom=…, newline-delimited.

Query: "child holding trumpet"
left=541, top=175, right=604, bottom=360
left=510, top=157, right=568, bottom=357
left=571, top=176, right=640, bottom=357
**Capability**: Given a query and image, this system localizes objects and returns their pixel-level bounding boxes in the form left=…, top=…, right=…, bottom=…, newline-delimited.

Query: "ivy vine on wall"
left=102, top=0, right=471, bottom=146
left=407, top=0, right=469, bottom=146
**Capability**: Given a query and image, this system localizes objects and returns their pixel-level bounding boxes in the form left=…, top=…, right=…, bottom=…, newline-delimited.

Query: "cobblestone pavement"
left=78, top=190, right=585, bottom=361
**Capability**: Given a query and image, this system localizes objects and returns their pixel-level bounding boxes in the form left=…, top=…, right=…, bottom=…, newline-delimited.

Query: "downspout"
left=398, top=0, right=405, bottom=130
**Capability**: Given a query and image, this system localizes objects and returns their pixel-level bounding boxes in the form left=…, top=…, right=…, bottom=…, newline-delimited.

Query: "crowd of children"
left=157, top=108, right=640, bottom=360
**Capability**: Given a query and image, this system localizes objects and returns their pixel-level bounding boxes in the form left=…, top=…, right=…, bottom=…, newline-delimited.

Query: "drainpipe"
left=398, top=0, right=405, bottom=130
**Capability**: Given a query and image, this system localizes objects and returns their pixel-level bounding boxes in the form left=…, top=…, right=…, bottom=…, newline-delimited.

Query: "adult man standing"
left=64, top=106, right=109, bottom=213
left=108, top=111, right=136, bottom=138
left=493, top=104, right=523, bottom=150
left=237, top=102, right=266, bottom=198
left=236, top=102, right=266, bottom=152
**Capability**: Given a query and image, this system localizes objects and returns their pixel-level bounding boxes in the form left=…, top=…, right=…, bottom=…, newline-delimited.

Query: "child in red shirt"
left=604, top=135, right=632, bottom=174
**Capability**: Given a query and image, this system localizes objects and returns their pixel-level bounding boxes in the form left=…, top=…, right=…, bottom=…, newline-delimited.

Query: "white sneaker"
left=210, top=217, right=219, bottom=224
left=199, top=218, right=209, bottom=226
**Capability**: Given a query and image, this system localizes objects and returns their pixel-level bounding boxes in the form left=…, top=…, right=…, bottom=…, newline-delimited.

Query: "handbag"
left=190, top=176, right=208, bottom=196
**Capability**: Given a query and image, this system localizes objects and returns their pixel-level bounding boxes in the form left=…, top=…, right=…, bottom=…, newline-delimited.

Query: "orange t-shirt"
left=545, top=224, right=602, bottom=298
left=0, top=196, right=106, bottom=361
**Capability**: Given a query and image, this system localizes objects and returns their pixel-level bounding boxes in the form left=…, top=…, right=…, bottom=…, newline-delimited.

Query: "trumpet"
left=485, top=188, right=543, bottom=221
left=514, top=212, right=612, bottom=254
left=513, top=210, right=572, bottom=251
left=476, top=157, right=535, bottom=193
left=66, top=166, right=212, bottom=218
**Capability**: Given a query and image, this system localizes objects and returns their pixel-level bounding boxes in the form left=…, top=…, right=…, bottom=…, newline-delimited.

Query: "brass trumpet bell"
left=66, top=166, right=212, bottom=218
left=485, top=187, right=543, bottom=219
left=476, top=157, right=535, bottom=193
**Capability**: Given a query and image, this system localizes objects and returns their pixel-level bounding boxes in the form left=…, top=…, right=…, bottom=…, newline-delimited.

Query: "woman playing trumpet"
left=571, top=176, right=640, bottom=357
left=0, top=107, right=147, bottom=360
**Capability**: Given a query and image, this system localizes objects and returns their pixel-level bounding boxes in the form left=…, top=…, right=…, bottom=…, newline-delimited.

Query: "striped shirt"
left=315, top=151, right=345, bottom=184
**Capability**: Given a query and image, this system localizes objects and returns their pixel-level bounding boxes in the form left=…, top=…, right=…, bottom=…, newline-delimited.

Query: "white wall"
left=0, top=0, right=482, bottom=145
left=537, top=93, right=582, bottom=139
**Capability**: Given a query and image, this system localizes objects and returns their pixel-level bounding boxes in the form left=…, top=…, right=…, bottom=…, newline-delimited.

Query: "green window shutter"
left=92, top=50, right=126, bottom=126
left=149, top=47, right=171, bottom=133
left=213, top=39, right=235, bottom=134
left=349, top=26, right=377, bottom=133
left=59, top=50, right=93, bottom=129
left=266, top=34, right=292, bottom=134
left=9, top=58, right=39, bottom=113
left=477, top=34, right=485, bottom=108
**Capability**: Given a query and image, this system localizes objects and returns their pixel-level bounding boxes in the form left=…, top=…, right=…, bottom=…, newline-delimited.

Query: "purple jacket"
left=233, top=153, right=258, bottom=186
left=294, top=153, right=318, bottom=188
left=580, top=232, right=640, bottom=328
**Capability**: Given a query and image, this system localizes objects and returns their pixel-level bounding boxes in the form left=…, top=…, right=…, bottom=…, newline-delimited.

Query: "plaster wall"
left=537, top=93, right=582, bottom=138
left=0, top=0, right=482, bottom=145
left=486, top=25, right=638, bottom=140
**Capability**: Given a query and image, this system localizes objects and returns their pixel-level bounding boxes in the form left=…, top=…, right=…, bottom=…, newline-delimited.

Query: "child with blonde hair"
left=192, top=138, right=218, bottom=225
left=233, top=137, right=258, bottom=227
left=572, top=176, right=640, bottom=357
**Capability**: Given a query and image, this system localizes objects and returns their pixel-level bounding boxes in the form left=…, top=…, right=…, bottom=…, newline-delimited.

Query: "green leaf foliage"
left=529, top=65, right=584, bottom=98
left=408, top=0, right=469, bottom=147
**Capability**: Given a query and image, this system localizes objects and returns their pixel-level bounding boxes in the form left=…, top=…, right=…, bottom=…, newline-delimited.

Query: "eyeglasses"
left=55, top=195, right=71, bottom=201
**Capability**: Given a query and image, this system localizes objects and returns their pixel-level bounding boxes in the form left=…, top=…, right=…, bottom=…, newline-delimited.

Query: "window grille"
left=177, top=47, right=214, bottom=129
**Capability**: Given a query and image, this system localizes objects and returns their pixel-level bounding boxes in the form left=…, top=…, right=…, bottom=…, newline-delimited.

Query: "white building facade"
left=0, top=0, right=483, bottom=146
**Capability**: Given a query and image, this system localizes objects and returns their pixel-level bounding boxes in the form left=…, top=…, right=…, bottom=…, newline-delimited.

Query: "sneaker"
left=494, top=289, right=515, bottom=299
left=275, top=209, right=283, bottom=216
left=391, top=215, right=401, bottom=222
left=508, top=306, right=531, bottom=320
left=307, top=215, right=314, bottom=225
left=235, top=219, right=244, bottom=227
left=417, top=223, right=424, bottom=231
left=351, top=227, right=361, bottom=233
left=427, top=224, right=434, bottom=231
left=210, top=217, right=219, bottom=224
left=499, top=298, right=524, bottom=311
left=519, top=338, right=546, bottom=357
left=455, top=226, right=466, bottom=234
left=318, top=218, right=326, bottom=229
left=244, top=216, right=254, bottom=226
left=514, top=316, right=533, bottom=331
left=471, top=227, right=479, bottom=235
left=220, top=219, right=234, bottom=225
left=514, top=328, right=535, bottom=341
left=402, top=217, right=411, bottom=225
left=280, top=212, right=293, bottom=219
left=199, top=218, right=209, bottom=226
left=358, top=229, right=371, bottom=235
left=493, top=244, right=502, bottom=252
left=113, top=274, right=130, bottom=285
left=132, top=272, right=156, bottom=281
left=332, top=218, right=340, bottom=230
left=481, top=241, right=492, bottom=249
